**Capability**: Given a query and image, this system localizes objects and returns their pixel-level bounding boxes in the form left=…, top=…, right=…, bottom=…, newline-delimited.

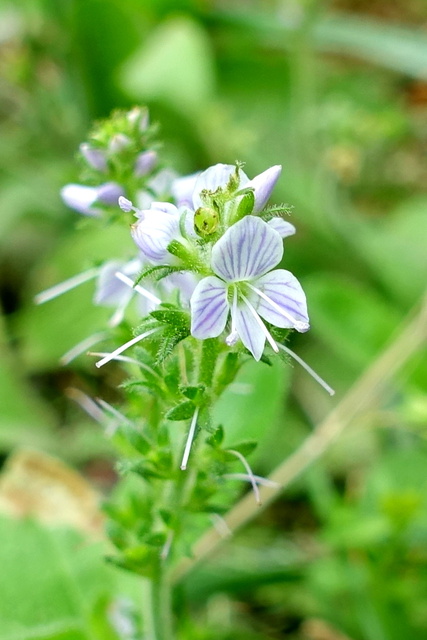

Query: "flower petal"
left=131, top=205, right=180, bottom=263
left=60, top=184, right=100, bottom=216
left=192, top=164, right=249, bottom=209
left=252, top=269, right=309, bottom=331
left=211, top=215, right=283, bottom=282
left=190, top=276, right=229, bottom=339
left=232, top=303, right=266, bottom=361
left=97, top=182, right=125, bottom=205
left=245, top=165, right=282, bottom=213
left=267, top=217, right=296, bottom=238
left=172, top=171, right=201, bottom=206
left=94, top=259, right=140, bottom=306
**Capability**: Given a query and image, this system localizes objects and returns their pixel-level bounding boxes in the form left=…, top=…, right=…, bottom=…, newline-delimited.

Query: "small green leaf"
left=120, top=424, right=151, bottom=455
left=180, top=384, right=206, bottom=401
left=206, top=425, right=224, bottom=448
left=226, top=440, right=258, bottom=459
left=166, top=401, right=196, bottom=421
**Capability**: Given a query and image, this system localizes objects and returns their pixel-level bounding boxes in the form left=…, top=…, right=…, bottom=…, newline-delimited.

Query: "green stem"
left=142, top=560, right=173, bottom=640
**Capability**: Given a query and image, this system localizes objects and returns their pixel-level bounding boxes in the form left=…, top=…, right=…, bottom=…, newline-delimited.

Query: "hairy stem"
left=142, top=561, right=173, bottom=640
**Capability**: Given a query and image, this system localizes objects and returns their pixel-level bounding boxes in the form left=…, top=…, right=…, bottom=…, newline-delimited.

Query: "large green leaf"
left=0, top=516, right=120, bottom=640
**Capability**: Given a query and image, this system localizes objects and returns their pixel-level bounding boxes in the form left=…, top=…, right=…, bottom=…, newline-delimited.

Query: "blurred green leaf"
left=0, top=516, right=119, bottom=640
left=120, top=16, right=215, bottom=115
left=304, top=274, right=400, bottom=369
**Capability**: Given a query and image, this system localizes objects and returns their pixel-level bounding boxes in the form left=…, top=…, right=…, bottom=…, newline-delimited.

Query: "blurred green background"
left=1, top=0, right=427, bottom=638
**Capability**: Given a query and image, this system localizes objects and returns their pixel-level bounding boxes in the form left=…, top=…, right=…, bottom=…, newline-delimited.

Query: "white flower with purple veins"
left=190, top=216, right=309, bottom=361
left=172, top=163, right=283, bottom=215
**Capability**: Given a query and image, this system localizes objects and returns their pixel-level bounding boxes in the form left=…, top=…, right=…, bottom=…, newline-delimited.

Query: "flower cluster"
left=119, top=162, right=308, bottom=362
left=36, top=108, right=334, bottom=582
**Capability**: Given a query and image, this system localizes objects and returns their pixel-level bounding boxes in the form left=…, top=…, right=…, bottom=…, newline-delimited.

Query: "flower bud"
left=194, top=207, right=219, bottom=236
left=79, top=143, right=107, bottom=172
left=134, top=150, right=158, bottom=177
left=109, top=134, right=131, bottom=154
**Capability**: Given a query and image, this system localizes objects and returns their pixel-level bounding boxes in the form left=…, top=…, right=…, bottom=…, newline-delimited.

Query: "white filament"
left=35, top=267, right=100, bottom=304
left=226, top=448, right=261, bottom=506
left=240, top=293, right=279, bottom=353
left=180, top=407, right=200, bottom=471
left=278, top=342, right=335, bottom=396
left=247, top=282, right=309, bottom=332
left=60, top=331, right=108, bottom=365
left=95, top=328, right=159, bottom=368
left=114, top=271, right=161, bottom=305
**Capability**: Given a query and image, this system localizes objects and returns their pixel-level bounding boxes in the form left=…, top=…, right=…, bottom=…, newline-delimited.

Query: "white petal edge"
left=245, top=165, right=282, bottom=213
left=250, top=269, right=309, bottom=331
left=267, top=217, right=296, bottom=238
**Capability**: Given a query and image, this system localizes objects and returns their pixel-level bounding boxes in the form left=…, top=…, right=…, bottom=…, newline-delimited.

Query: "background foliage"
left=0, top=0, right=427, bottom=638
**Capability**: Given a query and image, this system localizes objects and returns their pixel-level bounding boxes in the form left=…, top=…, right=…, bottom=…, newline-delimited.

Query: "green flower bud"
left=194, top=206, right=219, bottom=236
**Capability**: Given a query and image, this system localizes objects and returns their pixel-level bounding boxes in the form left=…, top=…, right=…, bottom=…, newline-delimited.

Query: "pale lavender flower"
left=61, top=182, right=124, bottom=216
left=120, top=197, right=186, bottom=265
left=173, top=163, right=282, bottom=215
left=190, top=215, right=309, bottom=360
left=79, top=143, right=108, bottom=172
left=244, top=165, right=282, bottom=213
left=134, top=150, right=158, bottom=177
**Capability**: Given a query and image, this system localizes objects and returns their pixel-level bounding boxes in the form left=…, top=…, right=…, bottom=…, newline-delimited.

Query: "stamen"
left=114, top=272, right=161, bottom=306
left=118, top=196, right=142, bottom=216
left=88, top=351, right=160, bottom=379
left=161, top=531, right=174, bottom=560
left=240, top=293, right=279, bottom=353
left=223, top=473, right=280, bottom=488
left=95, top=328, right=159, bottom=368
left=65, top=388, right=109, bottom=425
left=277, top=342, right=335, bottom=396
left=226, top=448, right=262, bottom=505
left=108, top=293, right=133, bottom=327
left=95, top=398, right=132, bottom=426
left=60, top=331, right=108, bottom=365
left=226, top=286, right=239, bottom=346
left=35, top=267, right=100, bottom=304
left=247, top=283, right=309, bottom=332
left=180, top=407, right=200, bottom=471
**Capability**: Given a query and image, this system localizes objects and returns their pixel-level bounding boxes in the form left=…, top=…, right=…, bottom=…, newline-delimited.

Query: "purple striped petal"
left=267, top=218, right=296, bottom=238
left=232, top=303, right=266, bottom=361
left=211, top=216, right=283, bottom=282
left=131, top=207, right=179, bottom=264
left=192, top=164, right=249, bottom=209
left=190, top=276, right=229, bottom=339
left=252, top=269, right=309, bottom=331
left=245, top=165, right=282, bottom=213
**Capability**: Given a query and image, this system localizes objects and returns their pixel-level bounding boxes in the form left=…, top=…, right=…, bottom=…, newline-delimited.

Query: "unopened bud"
left=134, top=150, right=158, bottom=177
left=109, top=134, right=131, bottom=154
left=194, top=207, right=219, bottom=236
left=80, top=143, right=107, bottom=172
